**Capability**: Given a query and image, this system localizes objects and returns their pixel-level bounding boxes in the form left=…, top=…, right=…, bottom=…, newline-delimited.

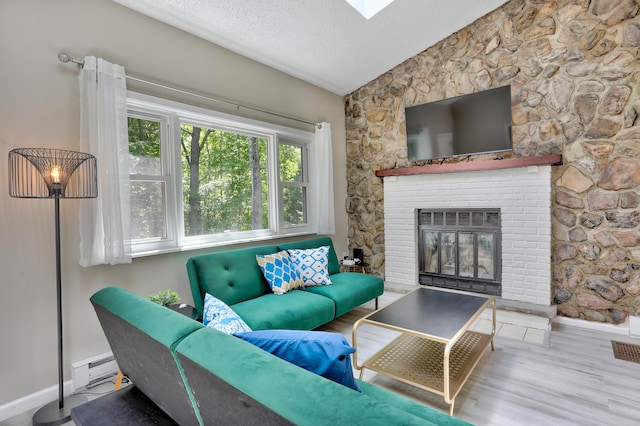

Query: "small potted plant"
left=149, top=289, right=180, bottom=307
left=149, top=289, right=199, bottom=319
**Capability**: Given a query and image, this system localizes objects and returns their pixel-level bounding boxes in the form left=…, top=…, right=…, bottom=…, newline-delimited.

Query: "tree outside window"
left=126, top=94, right=313, bottom=254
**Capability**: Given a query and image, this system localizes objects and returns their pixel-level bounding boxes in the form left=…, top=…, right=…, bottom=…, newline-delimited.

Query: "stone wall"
left=344, top=0, right=640, bottom=324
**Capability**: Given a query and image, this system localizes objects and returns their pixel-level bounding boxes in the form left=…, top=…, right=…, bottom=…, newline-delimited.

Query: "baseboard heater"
left=72, top=352, right=119, bottom=390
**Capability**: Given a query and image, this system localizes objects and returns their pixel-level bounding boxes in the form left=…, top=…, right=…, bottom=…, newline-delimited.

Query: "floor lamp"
left=9, top=148, right=98, bottom=426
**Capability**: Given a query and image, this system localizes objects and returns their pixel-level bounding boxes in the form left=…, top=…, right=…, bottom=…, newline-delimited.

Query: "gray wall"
left=0, top=0, right=346, bottom=406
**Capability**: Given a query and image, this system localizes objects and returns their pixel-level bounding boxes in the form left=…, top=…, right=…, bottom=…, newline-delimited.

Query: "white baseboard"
left=553, top=315, right=631, bottom=336
left=383, top=282, right=417, bottom=294
left=0, top=380, right=74, bottom=422
left=628, top=316, right=640, bottom=338
left=479, top=308, right=551, bottom=331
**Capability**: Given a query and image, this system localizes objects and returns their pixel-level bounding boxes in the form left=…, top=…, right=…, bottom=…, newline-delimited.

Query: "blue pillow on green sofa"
left=203, top=293, right=252, bottom=335
left=256, top=251, right=305, bottom=295
left=234, top=329, right=360, bottom=392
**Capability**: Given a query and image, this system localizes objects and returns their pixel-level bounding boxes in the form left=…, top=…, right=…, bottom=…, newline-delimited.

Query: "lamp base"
left=32, top=394, right=88, bottom=426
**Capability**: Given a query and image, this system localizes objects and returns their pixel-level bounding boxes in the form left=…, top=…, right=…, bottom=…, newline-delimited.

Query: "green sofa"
left=90, top=286, right=471, bottom=425
left=186, top=237, right=384, bottom=330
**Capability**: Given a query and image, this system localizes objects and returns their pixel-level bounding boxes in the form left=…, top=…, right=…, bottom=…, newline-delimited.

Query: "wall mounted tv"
left=405, top=85, right=513, bottom=162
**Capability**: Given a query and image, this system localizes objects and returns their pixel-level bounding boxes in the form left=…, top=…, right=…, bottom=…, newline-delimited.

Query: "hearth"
left=418, top=209, right=501, bottom=296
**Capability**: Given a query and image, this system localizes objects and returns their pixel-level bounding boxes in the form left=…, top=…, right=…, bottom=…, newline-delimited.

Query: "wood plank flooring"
left=318, top=292, right=640, bottom=426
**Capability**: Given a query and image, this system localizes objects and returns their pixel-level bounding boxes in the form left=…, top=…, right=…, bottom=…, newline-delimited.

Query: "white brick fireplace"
left=383, top=163, right=553, bottom=307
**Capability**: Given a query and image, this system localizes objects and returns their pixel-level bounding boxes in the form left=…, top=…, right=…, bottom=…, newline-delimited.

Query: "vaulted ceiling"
left=113, top=0, right=508, bottom=96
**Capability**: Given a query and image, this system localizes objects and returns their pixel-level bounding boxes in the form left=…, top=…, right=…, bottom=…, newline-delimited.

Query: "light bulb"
left=50, top=166, right=62, bottom=183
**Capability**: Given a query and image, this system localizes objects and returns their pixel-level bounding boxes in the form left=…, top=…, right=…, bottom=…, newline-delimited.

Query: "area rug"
left=611, top=340, right=640, bottom=364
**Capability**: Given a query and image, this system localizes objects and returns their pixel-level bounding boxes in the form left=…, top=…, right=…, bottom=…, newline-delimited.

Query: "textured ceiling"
left=113, top=0, right=508, bottom=96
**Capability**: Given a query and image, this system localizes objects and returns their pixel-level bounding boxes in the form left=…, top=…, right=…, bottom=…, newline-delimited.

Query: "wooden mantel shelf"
left=375, top=155, right=563, bottom=177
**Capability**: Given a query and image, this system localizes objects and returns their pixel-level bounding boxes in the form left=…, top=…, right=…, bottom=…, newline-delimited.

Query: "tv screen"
left=405, top=85, right=513, bottom=162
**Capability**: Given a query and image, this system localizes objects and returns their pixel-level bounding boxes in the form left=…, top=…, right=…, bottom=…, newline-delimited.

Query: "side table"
left=169, top=303, right=199, bottom=320
left=339, top=261, right=368, bottom=273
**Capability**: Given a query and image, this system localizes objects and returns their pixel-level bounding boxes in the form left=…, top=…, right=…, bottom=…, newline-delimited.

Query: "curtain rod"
left=57, top=52, right=321, bottom=130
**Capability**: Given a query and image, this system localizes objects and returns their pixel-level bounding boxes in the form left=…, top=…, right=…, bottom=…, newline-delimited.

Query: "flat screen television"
left=405, top=85, right=513, bottom=162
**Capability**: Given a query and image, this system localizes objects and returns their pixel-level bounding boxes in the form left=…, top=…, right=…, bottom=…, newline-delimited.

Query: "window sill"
left=131, top=231, right=317, bottom=259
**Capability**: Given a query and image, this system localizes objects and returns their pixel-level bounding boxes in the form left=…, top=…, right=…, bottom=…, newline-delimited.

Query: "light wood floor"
left=318, top=292, right=640, bottom=426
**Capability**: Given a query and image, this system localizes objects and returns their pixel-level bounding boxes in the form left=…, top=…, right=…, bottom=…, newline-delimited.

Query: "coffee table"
left=352, top=288, right=496, bottom=415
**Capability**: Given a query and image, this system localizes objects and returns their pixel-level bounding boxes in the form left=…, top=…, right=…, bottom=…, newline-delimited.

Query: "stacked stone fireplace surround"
left=344, top=0, right=640, bottom=326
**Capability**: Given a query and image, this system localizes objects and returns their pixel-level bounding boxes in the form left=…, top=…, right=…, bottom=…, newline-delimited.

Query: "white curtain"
left=314, top=122, right=335, bottom=234
left=78, top=57, right=131, bottom=266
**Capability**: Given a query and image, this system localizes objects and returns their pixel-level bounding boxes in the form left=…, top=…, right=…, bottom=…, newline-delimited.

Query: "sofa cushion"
left=231, top=291, right=335, bottom=330
left=287, top=246, right=332, bottom=286
left=203, top=293, right=252, bottom=334
left=186, top=245, right=278, bottom=316
left=305, top=272, right=384, bottom=317
left=256, top=251, right=305, bottom=295
left=277, top=237, right=341, bottom=276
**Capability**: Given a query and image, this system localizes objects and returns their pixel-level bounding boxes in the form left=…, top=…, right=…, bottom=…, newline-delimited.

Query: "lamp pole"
left=31, top=160, right=91, bottom=426
left=54, top=192, right=64, bottom=410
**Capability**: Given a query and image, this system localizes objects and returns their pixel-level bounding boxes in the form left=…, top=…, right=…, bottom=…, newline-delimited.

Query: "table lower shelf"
left=360, top=330, right=492, bottom=401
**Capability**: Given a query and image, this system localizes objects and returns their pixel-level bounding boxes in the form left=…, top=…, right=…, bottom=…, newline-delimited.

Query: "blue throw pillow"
left=234, top=329, right=360, bottom=392
left=287, top=246, right=332, bottom=286
left=202, top=293, right=252, bottom=335
left=256, top=251, right=304, bottom=295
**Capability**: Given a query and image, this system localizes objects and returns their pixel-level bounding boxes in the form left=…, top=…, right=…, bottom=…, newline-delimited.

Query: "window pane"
left=128, top=117, right=161, bottom=175
left=422, top=231, right=438, bottom=273
left=446, top=212, right=457, bottom=225
left=458, top=232, right=474, bottom=277
left=440, top=232, right=456, bottom=275
left=486, top=211, right=500, bottom=226
left=433, top=211, right=443, bottom=225
left=130, top=181, right=166, bottom=239
left=181, top=124, right=268, bottom=236
left=279, top=144, right=303, bottom=182
left=283, top=186, right=306, bottom=226
left=478, top=233, right=495, bottom=279
left=419, top=211, right=432, bottom=225
left=458, top=211, right=470, bottom=225
left=472, top=211, right=484, bottom=226
left=280, top=143, right=307, bottom=226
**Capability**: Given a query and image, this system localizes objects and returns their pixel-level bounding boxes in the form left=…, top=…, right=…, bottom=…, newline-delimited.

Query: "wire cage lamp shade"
left=8, top=147, right=97, bottom=426
left=9, top=148, right=97, bottom=199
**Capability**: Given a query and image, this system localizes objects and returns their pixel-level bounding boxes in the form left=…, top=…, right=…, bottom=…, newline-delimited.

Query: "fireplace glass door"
left=418, top=209, right=501, bottom=296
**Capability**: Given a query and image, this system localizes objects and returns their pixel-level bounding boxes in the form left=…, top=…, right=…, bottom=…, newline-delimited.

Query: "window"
left=127, top=93, right=314, bottom=255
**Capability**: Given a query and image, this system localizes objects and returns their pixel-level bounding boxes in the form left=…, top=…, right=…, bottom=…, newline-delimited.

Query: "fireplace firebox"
left=418, top=209, right=501, bottom=296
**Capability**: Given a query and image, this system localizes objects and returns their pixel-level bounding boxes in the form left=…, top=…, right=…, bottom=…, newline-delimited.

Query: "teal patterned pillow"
left=203, top=293, right=252, bottom=334
left=287, top=246, right=332, bottom=286
left=256, top=251, right=304, bottom=295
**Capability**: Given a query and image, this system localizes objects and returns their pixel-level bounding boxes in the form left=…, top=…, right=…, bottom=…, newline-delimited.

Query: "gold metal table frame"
left=352, top=288, right=496, bottom=415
